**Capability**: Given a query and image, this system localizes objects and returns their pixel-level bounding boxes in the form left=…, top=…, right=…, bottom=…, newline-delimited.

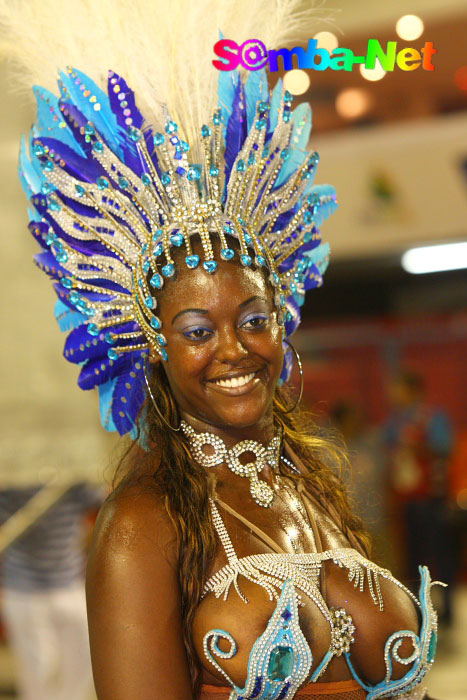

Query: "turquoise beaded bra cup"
left=202, top=497, right=441, bottom=700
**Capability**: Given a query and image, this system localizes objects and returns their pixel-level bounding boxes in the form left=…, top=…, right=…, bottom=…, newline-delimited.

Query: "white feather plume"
left=0, top=0, right=336, bottom=143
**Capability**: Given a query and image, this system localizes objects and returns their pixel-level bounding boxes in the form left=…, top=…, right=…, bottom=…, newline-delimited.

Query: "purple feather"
left=224, top=80, right=248, bottom=187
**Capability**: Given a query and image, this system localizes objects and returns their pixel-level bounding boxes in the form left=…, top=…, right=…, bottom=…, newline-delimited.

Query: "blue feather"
left=59, top=68, right=123, bottom=158
left=244, top=68, right=269, bottom=130
left=224, top=80, right=248, bottom=187
left=98, top=379, right=117, bottom=432
left=269, top=78, right=283, bottom=132
left=18, top=136, right=42, bottom=196
left=276, top=103, right=312, bottom=187
left=54, top=299, right=87, bottom=332
left=32, top=85, right=85, bottom=155
left=217, top=70, right=239, bottom=131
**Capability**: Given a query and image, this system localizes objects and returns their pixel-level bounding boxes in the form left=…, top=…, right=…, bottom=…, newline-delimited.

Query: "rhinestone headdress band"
left=20, top=66, right=337, bottom=435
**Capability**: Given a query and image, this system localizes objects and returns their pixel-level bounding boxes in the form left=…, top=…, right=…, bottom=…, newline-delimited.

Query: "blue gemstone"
left=262, top=145, right=270, bottom=158
left=141, top=173, right=151, bottom=186
left=43, top=160, right=54, bottom=172
left=212, top=110, right=221, bottom=125
left=165, top=121, right=178, bottom=134
left=307, top=193, right=320, bottom=206
left=46, top=231, right=57, bottom=245
left=224, top=225, right=234, bottom=234
left=33, top=143, right=45, bottom=157
left=104, top=332, right=115, bottom=344
left=170, top=233, right=184, bottom=247
left=153, top=243, right=163, bottom=256
left=152, top=230, right=163, bottom=241
left=267, top=646, right=295, bottom=681
left=179, top=140, right=190, bottom=152
left=108, top=348, right=119, bottom=360
left=236, top=159, right=246, bottom=173
left=203, top=260, right=217, bottom=274
left=48, top=199, right=62, bottom=212
left=142, top=259, right=150, bottom=273
left=238, top=217, right=246, bottom=225
left=201, top=124, right=211, bottom=138
left=144, top=295, right=154, bottom=309
left=428, top=631, right=437, bottom=663
left=69, top=291, right=80, bottom=304
left=41, top=182, right=55, bottom=195
left=61, top=277, right=73, bottom=289
left=170, top=135, right=180, bottom=145
left=280, top=148, right=290, bottom=160
left=174, top=149, right=182, bottom=160
left=185, top=254, right=200, bottom=268
left=96, top=177, right=109, bottom=190
left=281, top=609, right=292, bottom=621
left=87, top=323, right=99, bottom=336
left=92, top=141, right=104, bottom=153
left=160, top=347, right=168, bottom=361
left=209, top=165, right=219, bottom=177
left=176, top=166, right=186, bottom=176
left=84, top=124, right=96, bottom=136
left=161, top=172, right=171, bottom=185
left=248, top=152, right=256, bottom=166
left=255, top=118, right=267, bottom=130
left=156, top=333, right=167, bottom=347
left=161, top=263, right=175, bottom=277
left=150, top=316, right=162, bottom=330
left=272, top=273, right=280, bottom=286
left=118, top=177, right=129, bottom=190
left=187, top=165, right=201, bottom=181
left=128, top=126, right=143, bottom=142
left=290, top=283, right=297, bottom=293
left=286, top=311, right=293, bottom=322
left=153, top=132, right=165, bottom=146
left=284, top=90, right=293, bottom=103
left=256, top=255, right=267, bottom=266
left=250, top=675, right=263, bottom=698
left=241, top=254, right=252, bottom=267
left=283, top=111, right=291, bottom=123
left=150, top=274, right=163, bottom=289
left=244, top=233, right=253, bottom=245
left=258, top=101, right=270, bottom=112
left=220, top=248, right=234, bottom=261
left=75, top=184, right=85, bottom=197
left=303, top=210, right=313, bottom=224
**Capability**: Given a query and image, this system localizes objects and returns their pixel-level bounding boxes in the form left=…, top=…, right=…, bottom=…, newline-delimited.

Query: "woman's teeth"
left=213, top=372, right=255, bottom=388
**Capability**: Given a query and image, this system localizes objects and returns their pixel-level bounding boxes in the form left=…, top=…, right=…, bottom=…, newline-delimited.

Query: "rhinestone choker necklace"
left=181, top=421, right=282, bottom=508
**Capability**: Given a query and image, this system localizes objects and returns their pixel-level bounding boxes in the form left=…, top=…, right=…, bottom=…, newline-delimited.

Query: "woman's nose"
left=216, top=325, right=249, bottom=363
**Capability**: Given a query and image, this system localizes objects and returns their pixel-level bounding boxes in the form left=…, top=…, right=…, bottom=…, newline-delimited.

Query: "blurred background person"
left=329, top=400, right=388, bottom=560
left=384, top=369, right=457, bottom=625
left=0, top=482, right=105, bottom=700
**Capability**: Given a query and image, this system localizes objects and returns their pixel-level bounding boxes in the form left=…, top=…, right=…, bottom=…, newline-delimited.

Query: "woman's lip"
left=206, top=370, right=263, bottom=396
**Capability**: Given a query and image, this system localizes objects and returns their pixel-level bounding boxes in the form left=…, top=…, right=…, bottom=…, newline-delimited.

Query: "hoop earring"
left=281, top=341, right=304, bottom=414
left=142, top=357, right=181, bottom=432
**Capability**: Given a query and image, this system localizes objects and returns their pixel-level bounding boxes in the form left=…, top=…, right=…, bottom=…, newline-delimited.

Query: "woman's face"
left=151, top=253, right=284, bottom=439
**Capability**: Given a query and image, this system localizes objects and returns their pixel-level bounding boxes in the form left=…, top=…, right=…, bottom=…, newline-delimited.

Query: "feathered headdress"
left=1, top=0, right=337, bottom=435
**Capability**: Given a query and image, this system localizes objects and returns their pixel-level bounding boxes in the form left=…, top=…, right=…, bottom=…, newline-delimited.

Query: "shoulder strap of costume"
left=214, top=498, right=287, bottom=555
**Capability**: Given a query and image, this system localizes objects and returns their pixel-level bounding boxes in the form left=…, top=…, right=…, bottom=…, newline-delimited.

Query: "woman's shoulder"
left=88, top=475, right=179, bottom=570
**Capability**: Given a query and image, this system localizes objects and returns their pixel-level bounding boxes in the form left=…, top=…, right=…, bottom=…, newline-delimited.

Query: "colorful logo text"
left=213, top=38, right=436, bottom=73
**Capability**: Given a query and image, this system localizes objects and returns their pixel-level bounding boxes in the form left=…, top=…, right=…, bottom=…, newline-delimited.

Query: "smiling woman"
left=1, top=0, right=443, bottom=698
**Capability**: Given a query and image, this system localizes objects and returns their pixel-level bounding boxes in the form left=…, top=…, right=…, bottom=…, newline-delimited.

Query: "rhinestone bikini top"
left=200, top=484, right=442, bottom=699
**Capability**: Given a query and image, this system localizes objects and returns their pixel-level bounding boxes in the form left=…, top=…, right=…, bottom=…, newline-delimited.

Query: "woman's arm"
left=86, top=482, right=193, bottom=700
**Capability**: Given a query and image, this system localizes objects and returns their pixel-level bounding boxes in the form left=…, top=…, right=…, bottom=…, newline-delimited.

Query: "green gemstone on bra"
left=267, top=645, right=295, bottom=681
left=428, top=631, right=437, bottom=662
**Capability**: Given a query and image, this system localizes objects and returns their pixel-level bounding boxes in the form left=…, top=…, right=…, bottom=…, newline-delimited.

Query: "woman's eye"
left=241, top=315, right=268, bottom=330
left=183, top=328, right=212, bottom=340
